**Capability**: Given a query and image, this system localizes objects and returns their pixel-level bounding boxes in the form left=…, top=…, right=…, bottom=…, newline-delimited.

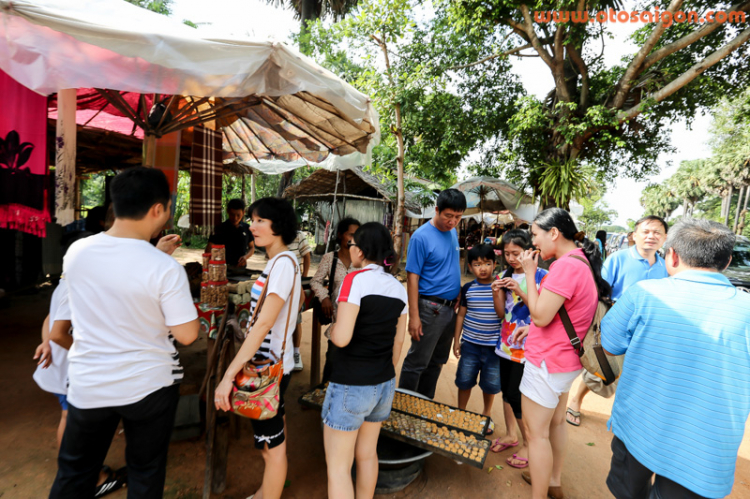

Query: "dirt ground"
left=3, top=248, right=750, bottom=499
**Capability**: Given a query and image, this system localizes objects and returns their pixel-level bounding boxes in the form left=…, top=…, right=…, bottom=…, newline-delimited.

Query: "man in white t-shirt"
left=50, top=167, right=199, bottom=499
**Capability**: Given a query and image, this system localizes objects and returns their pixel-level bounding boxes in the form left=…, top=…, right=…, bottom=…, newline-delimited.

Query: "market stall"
left=0, top=1, right=381, bottom=496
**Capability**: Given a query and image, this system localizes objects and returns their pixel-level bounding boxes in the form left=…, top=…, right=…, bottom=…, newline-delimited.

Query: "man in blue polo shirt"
left=566, top=215, right=668, bottom=426
left=399, top=189, right=466, bottom=399
left=602, top=218, right=750, bottom=499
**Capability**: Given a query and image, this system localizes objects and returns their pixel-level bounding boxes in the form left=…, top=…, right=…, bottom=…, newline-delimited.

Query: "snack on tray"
left=381, top=412, right=488, bottom=463
left=300, top=383, right=329, bottom=407
left=392, top=392, right=486, bottom=434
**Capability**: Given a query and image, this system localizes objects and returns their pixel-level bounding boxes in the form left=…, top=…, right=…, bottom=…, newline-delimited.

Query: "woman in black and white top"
left=215, top=197, right=301, bottom=499
left=321, top=222, right=408, bottom=499
left=310, top=217, right=360, bottom=381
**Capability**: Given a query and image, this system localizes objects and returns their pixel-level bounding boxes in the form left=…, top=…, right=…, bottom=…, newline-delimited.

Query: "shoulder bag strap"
left=274, top=254, right=299, bottom=359
left=328, top=251, right=339, bottom=297
left=557, top=254, right=597, bottom=357
left=248, top=254, right=299, bottom=361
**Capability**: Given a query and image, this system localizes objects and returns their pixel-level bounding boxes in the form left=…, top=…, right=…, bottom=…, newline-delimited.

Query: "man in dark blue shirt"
left=399, top=189, right=466, bottom=399
left=207, top=199, right=254, bottom=268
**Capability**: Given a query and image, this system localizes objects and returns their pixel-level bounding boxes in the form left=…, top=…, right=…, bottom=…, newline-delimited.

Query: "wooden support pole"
left=143, top=135, right=157, bottom=167
left=55, top=88, right=77, bottom=226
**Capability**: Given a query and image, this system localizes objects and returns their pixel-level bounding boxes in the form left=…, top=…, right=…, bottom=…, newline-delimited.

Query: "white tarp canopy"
left=0, top=0, right=379, bottom=172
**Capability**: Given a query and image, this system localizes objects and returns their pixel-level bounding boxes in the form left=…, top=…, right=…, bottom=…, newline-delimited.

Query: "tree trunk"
left=725, top=184, right=734, bottom=226
left=241, top=174, right=247, bottom=205
left=251, top=172, right=257, bottom=203
left=734, top=185, right=745, bottom=233
left=376, top=34, right=405, bottom=274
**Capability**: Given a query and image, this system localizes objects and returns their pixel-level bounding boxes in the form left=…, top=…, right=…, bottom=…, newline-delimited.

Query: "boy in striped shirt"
left=453, top=244, right=504, bottom=434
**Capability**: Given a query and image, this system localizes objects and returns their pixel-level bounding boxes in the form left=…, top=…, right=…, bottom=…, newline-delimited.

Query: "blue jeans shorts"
left=322, top=378, right=396, bottom=432
left=54, top=393, right=69, bottom=411
left=455, top=341, right=501, bottom=394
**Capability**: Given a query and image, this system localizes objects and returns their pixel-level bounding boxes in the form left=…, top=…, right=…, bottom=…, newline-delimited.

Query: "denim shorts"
left=455, top=341, right=501, bottom=394
left=54, top=393, right=69, bottom=411
left=322, top=378, right=396, bottom=432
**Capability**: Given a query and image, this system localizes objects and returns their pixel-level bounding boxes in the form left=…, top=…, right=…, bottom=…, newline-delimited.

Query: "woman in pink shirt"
left=511, top=208, right=610, bottom=499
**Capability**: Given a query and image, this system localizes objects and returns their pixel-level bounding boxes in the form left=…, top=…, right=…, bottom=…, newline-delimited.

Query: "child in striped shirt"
left=453, top=244, right=504, bottom=435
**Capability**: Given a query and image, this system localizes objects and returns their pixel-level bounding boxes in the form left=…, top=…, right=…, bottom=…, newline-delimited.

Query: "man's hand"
left=321, top=297, right=334, bottom=318
left=408, top=315, right=423, bottom=341
left=237, top=255, right=248, bottom=268
left=33, top=341, right=52, bottom=368
left=157, top=234, right=182, bottom=255
left=453, top=338, right=461, bottom=358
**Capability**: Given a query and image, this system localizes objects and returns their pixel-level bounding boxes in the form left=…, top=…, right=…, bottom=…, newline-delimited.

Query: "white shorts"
left=519, top=360, right=581, bottom=409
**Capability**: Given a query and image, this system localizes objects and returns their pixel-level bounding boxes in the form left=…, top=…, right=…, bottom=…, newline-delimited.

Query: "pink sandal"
left=490, top=439, right=518, bottom=453
left=506, top=453, right=529, bottom=469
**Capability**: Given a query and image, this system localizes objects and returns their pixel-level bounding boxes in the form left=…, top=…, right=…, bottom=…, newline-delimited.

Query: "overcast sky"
left=171, top=0, right=713, bottom=226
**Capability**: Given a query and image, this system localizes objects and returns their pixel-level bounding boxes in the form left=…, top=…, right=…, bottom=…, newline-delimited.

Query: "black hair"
left=352, top=222, right=397, bottom=269
left=436, top=188, right=467, bottom=213
left=533, top=207, right=611, bottom=300
left=634, top=215, right=668, bottom=233
left=85, top=206, right=106, bottom=234
left=467, top=244, right=495, bottom=264
left=248, top=197, right=298, bottom=245
left=336, top=217, right=361, bottom=243
left=595, top=230, right=607, bottom=259
left=501, top=229, right=533, bottom=251
left=227, top=198, right=246, bottom=212
left=110, top=167, right=170, bottom=220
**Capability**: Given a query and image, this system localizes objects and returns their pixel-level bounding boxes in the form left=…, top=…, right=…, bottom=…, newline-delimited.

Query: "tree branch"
left=642, top=0, right=750, bottom=72
left=567, top=43, right=589, bottom=109
left=612, top=0, right=684, bottom=109
left=518, top=4, right=555, bottom=69
left=617, top=26, right=750, bottom=123
left=448, top=38, right=553, bottom=70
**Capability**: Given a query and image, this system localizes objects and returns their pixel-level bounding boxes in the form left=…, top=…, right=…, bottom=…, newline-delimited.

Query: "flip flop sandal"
left=94, top=466, right=127, bottom=497
left=490, top=439, right=519, bottom=453
left=506, top=453, right=529, bottom=469
left=485, top=419, right=495, bottom=436
left=566, top=407, right=581, bottom=426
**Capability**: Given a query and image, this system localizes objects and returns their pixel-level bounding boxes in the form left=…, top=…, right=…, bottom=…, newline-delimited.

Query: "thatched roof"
left=283, top=166, right=422, bottom=212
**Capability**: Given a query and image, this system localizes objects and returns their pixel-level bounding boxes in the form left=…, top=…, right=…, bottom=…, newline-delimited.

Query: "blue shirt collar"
left=671, top=269, right=732, bottom=286
left=629, top=245, right=663, bottom=265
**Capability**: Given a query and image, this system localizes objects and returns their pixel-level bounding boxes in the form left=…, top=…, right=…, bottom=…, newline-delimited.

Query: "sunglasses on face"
left=347, top=241, right=357, bottom=248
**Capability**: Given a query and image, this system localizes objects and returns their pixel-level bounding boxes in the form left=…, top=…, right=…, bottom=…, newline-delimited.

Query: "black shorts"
left=607, top=435, right=709, bottom=499
left=500, top=357, right=525, bottom=419
left=250, top=374, right=292, bottom=450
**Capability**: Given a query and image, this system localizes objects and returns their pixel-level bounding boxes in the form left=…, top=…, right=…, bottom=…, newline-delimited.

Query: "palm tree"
left=669, top=160, right=707, bottom=217
left=640, top=183, right=679, bottom=220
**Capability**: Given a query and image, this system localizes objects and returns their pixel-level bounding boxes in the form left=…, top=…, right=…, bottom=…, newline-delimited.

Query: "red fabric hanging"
left=0, top=70, right=50, bottom=236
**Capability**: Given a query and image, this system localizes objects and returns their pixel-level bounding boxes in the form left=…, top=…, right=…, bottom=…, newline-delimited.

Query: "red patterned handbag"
left=230, top=254, right=297, bottom=420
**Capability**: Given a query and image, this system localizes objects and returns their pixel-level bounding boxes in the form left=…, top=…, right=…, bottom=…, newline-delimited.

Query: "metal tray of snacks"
left=298, top=384, right=490, bottom=468
left=381, top=411, right=490, bottom=468
left=391, top=390, right=491, bottom=437
left=298, top=382, right=328, bottom=409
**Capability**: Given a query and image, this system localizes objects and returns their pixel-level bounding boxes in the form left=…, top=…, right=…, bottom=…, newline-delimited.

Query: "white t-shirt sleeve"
left=266, top=255, right=297, bottom=301
left=342, top=274, right=364, bottom=307
left=160, top=264, right=198, bottom=327
left=52, top=279, right=72, bottom=322
left=399, top=284, right=408, bottom=315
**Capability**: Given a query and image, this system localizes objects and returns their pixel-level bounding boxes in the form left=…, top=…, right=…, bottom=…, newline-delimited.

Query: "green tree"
left=578, top=193, right=617, bottom=236
left=444, top=0, right=750, bottom=202
left=667, top=159, right=707, bottom=216
left=302, top=0, right=520, bottom=260
left=640, top=182, right=680, bottom=220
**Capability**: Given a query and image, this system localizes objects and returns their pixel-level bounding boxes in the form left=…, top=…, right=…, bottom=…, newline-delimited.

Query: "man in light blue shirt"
left=602, top=218, right=750, bottom=499
left=567, top=216, right=669, bottom=425
left=400, top=189, right=465, bottom=399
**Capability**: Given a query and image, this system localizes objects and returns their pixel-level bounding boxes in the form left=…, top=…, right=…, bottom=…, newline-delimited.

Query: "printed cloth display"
left=190, top=126, right=222, bottom=229
left=0, top=70, right=50, bottom=236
